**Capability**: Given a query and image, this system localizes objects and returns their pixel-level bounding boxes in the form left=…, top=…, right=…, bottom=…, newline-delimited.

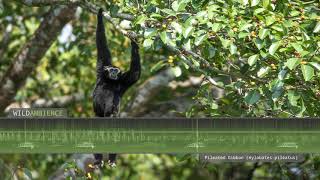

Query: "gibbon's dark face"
left=104, top=66, right=121, bottom=80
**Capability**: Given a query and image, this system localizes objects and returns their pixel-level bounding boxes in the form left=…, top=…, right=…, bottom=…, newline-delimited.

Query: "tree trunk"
left=0, top=5, right=76, bottom=113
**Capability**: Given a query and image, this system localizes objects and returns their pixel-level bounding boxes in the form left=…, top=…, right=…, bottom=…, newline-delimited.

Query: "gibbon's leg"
left=96, top=8, right=112, bottom=78
left=94, top=153, right=104, bottom=167
left=108, top=154, right=117, bottom=167
left=120, top=40, right=141, bottom=93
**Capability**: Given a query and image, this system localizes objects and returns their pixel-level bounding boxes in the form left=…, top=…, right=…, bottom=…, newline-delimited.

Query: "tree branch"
left=4, top=93, right=84, bottom=115
left=121, top=68, right=177, bottom=117
left=32, top=92, right=84, bottom=108
left=169, top=45, right=266, bottom=83
left=0, top=5, right=76, bottom=113
left=16, top=0, right=135, bottom=20
left=77, top=1, right=138, bottom=39
left=15, top=0, right=75, bottom=6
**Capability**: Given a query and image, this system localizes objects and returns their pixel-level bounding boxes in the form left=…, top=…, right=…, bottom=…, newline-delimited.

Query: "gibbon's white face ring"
left=104, top=66, right=121, bottom=80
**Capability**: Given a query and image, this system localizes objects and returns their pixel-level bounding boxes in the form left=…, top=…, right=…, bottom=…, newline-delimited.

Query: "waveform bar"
left=0, top=118, right=319, bottom=153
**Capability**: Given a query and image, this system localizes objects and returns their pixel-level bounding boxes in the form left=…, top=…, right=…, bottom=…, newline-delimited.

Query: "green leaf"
left=183, top=39, right=191, bottom=50
left=245, top=90, right=261, bottom=105
left=248, top=54, right=259, bottom=66
left=260, top=50, right=267, bottom=58
left=119, top=20, right=131, bottom=29
left=172, top=1, right=179, bottom=11
left=196, top=11, right=207, bottom=19
left=110, top=5, right=119, bottom=17
left=220, top=38, right=231, bottom=49
left=254, top=8, right=265, bottom=15
left=291, top=43, right=304, bottom=54
left=150, top=13, right=163, bottom=19
left=204, top=45, right=216, bottom=58
left=271, top=24, right=284, bottom=32
left=161, top=8, right=177, bottom=16
left=240, top=0, right=249, bottom=5
left=151, top=61, right=165, bottom=72
left=285, top=58, right=300, bottom=70
left=266, top=16, right=276, bottom=26
left=211, top=23, right=221, bottom=32
left=283, top=20, right=294, bottom=28
left=269, top=41, right=281, bottom=55
left=182, top=61, right=190, bottom=69
left=302, top=31, right=310, bottom=41
left=301, top=65, right=314, bottom=81
left=258, top=28, right=269, bottom=39
left=171, top=22, right=183, bottom=34
left=239, top=23, right=253, bottom=31
left=254, top=38, right=265, bottom=50
left=211, top=102, right=218, bottom=109
left=143, top=39, right=153, bottom=49
left=184, top=16, right=195, bottom=27
left=172, top=66, right=182, bottom=77
left=287, top=90, right=300, bottom=106
left=251, top=0, right=260, bottom=6
left=257, top=67, right=270, bottom=77
left=0, top=2, right=3, bottom=14
left=191, top=58, right=200, bottom=67
left=172, top=0, right=189, bottom=12
left=309, top=62, right=320, bottom=71
left=238, top=32, right=250, bottom=38
left=290, top=11, right=300, bottom=17
left=313, top=22, right=320, bottom=33
left=262, top=0, right=270, bottom=8
left=229, top=43, right=237, bottom=55
left=191, top=0, right=209, bottom=9
left=144, top=28, right=157, bottom=38
left=135, top=15, right=147, bottom=25
left=195, top=34, right=208, bottom=46
left=297, top=98, right=306, bottom=117
left=272, top=88, right=283, bottom=101
left=183, top=26, right=194, bottom=38
left=160, top=31, right=168, bottom=44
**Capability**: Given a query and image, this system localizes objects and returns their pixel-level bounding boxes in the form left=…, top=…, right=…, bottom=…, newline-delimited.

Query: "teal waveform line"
left=0, top=118, right=319, bottom=153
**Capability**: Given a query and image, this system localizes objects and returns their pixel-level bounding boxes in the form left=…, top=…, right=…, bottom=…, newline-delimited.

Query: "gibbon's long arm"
left=121, top=41, right=141, bottom=93
left=96, top=9, right=112, bottom=78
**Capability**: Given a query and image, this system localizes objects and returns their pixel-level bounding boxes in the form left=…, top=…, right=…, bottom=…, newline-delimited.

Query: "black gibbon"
left=93, top=9, right=141, bottom=167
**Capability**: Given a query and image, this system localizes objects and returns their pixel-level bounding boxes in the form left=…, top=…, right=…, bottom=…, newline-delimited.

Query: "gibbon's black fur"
left=93, top=9, right=141, bottom=167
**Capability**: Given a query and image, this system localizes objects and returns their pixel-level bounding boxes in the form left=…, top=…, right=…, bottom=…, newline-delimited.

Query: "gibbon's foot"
left=93, top=159, right=116, bottom=168
left=93, top=160, right=104, bottom=168
left=107, top=160, right=116, bottom=168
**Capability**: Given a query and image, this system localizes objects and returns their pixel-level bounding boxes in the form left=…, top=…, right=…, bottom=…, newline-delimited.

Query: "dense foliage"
left=119, top=0, right=320, bottom=117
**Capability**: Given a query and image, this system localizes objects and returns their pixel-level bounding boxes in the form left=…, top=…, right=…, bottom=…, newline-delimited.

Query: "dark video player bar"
left=0, top=117, right=319, bottom=153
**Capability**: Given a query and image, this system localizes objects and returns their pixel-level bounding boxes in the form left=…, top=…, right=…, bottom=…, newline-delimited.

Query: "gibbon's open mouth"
left=109, top=74, right=118, bottom=80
